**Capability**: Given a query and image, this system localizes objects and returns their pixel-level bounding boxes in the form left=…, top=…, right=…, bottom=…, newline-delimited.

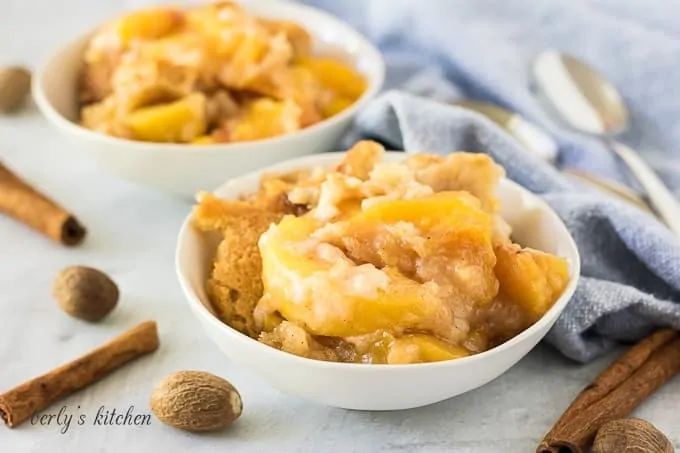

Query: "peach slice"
left=116, top=8, right=183, bottom=46
left=124, top=93, right=206, bottom=142
left=321, top=95, right=354, bottom=118
left=351, top=190, right=491, bottom=232
left=494, top=243, right=570, bottom=321
left=226, top=98, right=301, bottom=142
left=298, top=57, right=367, bottom=100
left=387, top=334, right=470, bottom=364
left=343, top=191, right=499, bottom=306
left=257, top=215, right=454, bottom=338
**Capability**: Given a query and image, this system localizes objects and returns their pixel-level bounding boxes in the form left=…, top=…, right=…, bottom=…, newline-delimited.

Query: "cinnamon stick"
left=538, top=330, right=680, bottom=453
left=0, top=161, right=86, bottom=245
left=538, top=329, right=677, bottom=453
left=0, top=321, right=159, bottom=428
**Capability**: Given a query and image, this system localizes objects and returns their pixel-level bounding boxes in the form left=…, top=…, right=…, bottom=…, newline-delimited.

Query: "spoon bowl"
left=532, top=50, right=680, bottom=235
left=533, top=51, right=629, bottom=135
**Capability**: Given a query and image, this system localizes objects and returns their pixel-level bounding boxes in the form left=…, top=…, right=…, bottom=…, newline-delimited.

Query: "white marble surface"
left=1, top=1, right=679, bottom=452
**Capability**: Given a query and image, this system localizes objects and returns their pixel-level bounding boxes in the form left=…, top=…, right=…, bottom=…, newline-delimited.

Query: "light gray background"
left=0, top=1, right=678, bottom=451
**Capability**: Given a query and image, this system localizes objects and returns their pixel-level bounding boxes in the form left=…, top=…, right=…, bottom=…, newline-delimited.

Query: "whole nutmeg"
left=52, top=266, right=119, bottom=322
left=0, top=66, right=31, bottom=112
left=150, top=371, right=242, bottom=432
left=593, top=418, right=674, bottom=453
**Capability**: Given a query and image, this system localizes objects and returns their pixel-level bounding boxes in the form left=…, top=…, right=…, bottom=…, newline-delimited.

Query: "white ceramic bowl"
left=32, top=0, right=385, bottom=198
left=176, top=152, right=581, bottom=410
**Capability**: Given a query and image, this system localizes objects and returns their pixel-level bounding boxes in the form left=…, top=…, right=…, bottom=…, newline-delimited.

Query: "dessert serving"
left=78, top=1, right=367, bottom=144
left=192, top=141, right=571, bottom=365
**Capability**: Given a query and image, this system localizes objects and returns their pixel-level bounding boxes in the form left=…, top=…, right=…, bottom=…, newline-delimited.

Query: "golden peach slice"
left=494, top=243, right=570, bottom=321
left=257, top=215, right=453, bottom=338
left=321, top=95, right=354, bottom=118
left=124, top=93, right=206, bottom=142
left=352, top=191, right=491, bottom=232
left=343, top=191, right=499, bottom=306
left=298, top=57, right=367, bottom=100
left=226, top=98, right=301, bottom=142
left=387, top=335, right=470, bottom=364
left=116, top=8, right=183, bottom=46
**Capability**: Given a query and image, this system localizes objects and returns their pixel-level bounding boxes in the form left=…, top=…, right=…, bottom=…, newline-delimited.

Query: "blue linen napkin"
left=299, top=0, right=680, bottom=362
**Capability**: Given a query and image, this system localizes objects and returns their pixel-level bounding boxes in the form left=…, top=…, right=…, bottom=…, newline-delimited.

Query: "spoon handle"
left=608, top=140, right=680, bottom=236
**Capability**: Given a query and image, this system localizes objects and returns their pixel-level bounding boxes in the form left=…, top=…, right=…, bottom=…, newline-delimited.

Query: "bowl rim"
left=31, top=0, right=386, bottom=154
left=176, top=151, right=581, bottom=371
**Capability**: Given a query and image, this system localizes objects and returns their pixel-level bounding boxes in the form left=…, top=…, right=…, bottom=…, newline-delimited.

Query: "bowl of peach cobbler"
left=176, top=140, right=580, bottom=410
left=32, top=0, right=384, bottom=196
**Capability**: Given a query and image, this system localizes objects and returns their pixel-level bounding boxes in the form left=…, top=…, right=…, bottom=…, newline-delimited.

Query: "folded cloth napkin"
left=299, top=0, right=680, bottom=362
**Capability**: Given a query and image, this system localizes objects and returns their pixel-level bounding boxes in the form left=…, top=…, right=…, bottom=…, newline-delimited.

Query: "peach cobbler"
left=78, top=1, right=366, bottom=144
left=192, top=141, right=570, bottom=364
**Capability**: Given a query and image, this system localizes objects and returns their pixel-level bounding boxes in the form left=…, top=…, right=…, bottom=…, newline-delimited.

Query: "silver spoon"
left=451, top=99, right=653, bottom=214
left=532, top=50, right=680, bottom=235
